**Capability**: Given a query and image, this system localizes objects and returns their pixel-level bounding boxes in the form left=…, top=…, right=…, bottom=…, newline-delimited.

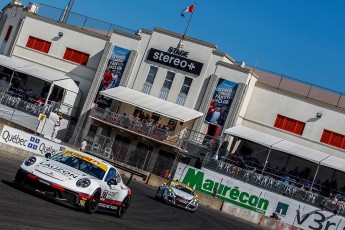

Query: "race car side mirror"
left=45, top=153, right=51, bottom=158
left=107, top=179, right=117, bottom=186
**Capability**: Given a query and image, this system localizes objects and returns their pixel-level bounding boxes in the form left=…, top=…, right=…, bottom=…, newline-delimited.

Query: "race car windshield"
left=50, top=153, right=106, bottom=180
left=172, top=185, right=194, bottom=196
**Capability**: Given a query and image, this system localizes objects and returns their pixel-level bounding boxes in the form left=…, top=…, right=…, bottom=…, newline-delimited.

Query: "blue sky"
left=2, top=0, right=345, bottom=93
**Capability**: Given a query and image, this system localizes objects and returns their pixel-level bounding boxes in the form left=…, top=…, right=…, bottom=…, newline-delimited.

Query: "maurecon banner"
left=174, top=163, right=345, bottom=230
left=0, top=125, right=71, bottom=156
left=205, top=78, right=238, bottom=126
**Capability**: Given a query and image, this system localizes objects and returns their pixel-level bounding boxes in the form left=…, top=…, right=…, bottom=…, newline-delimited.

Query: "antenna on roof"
left=60, top=0, right=74, bottom=23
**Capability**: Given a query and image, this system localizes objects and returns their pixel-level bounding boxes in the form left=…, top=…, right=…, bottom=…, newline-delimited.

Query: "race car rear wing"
left=112, top=162, right=147, bottom=186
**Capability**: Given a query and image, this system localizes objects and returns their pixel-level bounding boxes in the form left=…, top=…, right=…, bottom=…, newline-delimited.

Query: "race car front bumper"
left=14, top=168, right=90, bottom=209
left=162, top=194, right=198, bottom=211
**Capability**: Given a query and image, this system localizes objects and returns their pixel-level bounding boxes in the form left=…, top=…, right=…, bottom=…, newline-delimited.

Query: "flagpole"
left=179, top=3, right=196, bottom=47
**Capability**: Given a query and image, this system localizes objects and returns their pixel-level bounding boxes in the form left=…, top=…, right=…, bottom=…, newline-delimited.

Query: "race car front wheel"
left=85, top=189, right=101, bottom=214
left=115, top=196, right=131, bottom=218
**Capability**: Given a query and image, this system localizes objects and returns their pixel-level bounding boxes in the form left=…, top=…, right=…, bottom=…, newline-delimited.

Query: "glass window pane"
left=146, top=66, right=158, bottom=84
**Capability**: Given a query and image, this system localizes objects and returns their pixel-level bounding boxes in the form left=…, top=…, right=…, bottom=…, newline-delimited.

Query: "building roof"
left=100, top=86, right=203, bottom=122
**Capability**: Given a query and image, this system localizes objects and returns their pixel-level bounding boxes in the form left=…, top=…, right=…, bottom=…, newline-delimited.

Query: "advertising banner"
left=174, top=163, right=345, bottom=230
left=0, top=125, right=71, bottom=156
left=205, top=79, right=238, bottom=126
left=96, top=46, right=131, bottom=107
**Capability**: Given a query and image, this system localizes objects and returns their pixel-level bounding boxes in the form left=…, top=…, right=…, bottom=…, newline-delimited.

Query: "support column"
left=146, top=147, right=160, bottom=173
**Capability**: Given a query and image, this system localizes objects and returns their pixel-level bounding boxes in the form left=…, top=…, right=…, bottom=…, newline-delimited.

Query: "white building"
left=0, top=1, right=344, bottom=186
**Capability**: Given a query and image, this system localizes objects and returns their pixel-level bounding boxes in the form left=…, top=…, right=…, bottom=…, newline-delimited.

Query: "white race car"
left=14, top=150, right=132, bottom=217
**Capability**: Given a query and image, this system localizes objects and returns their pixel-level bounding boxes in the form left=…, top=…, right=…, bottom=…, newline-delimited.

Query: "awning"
left=100, top=86, right=203, bottom=122
left=0, top=55, right=79, bottom=93
left=15, top=65, right=70, bottom=83
left=320, top=156, right=345, bottom=173
left=224, top=125, right=284, bottom=147
left=224, top=125, right=345, bottom=170
left=271, top=141, right=329, bottom=163
left=0, top=54, right=33, bottom=70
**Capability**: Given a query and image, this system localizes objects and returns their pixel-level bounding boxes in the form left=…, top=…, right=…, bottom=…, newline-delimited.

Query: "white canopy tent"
left=320, top=156, right=345, bottom=173
left=224, top=125, right=284, bottom=147
left=271, top=141, right=329, bottom=164
left=100, top=86, right=203, bottom=122
left=224, top=125, right=345, bottom=173
left=0, top=55, right=81, bottom=116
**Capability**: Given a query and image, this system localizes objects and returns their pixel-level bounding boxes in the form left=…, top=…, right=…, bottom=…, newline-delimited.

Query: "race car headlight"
left=24, top=157, right=36, bottom=166
left=76, top=178, right=91, bottom=188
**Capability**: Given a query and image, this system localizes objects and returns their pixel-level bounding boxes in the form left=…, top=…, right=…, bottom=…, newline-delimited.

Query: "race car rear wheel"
left=85, top=189, right=101, bottom=214
left=115, top=196, right=131, bottom=218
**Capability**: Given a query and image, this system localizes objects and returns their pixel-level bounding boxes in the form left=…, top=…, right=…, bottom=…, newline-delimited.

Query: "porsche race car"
left=14, top=149, right=132, bottom=217
left=155, top=180, right=199, bottom=212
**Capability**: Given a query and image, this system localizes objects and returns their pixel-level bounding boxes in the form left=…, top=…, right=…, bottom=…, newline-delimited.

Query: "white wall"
left=11, top=16, right=108, bottom=106
left=244, top=86, right=345, bottom=158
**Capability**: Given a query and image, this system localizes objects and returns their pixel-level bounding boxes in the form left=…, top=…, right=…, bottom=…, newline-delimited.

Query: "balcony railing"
left=202, top=157, right=345, bottom=216
left=90, top=106, right=187, bottom=149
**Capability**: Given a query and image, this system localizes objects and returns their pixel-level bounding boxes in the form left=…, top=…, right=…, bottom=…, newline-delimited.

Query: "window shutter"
left=26, top=36, right=35, bottom=48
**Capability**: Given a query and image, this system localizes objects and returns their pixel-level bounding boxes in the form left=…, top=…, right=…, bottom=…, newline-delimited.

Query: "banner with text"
left=0, top=125, right=71, bottom=156
left=205, top=79, right=238, bottom=127
left=96, top=46, right=131, bottom=108
left=174, top=163, right=345, bottom=230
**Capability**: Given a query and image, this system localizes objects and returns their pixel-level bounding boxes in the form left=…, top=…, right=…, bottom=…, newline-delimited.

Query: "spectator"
left=80, top=139, right=87, bottom=152
left=51, top=116, right=62, bottom=140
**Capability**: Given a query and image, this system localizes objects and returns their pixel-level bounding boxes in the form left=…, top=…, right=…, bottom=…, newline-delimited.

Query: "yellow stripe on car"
left=61, top=150, right=108, bottom=171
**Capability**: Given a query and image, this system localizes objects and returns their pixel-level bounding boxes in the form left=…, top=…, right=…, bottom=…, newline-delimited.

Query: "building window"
left=26, top=36, right=51, bottom=53
left=142, top=66, right=158, bottom=94
left=4, top=25, right=13, bottom=42
left=63, top=47, right=89, bottom=65
left=159, top=71, right=175, bottom=100
left=176, top=77, right=192, bottom=105
left=274, top=114, right=305, bottom=135
left=320, top=129, right=345, bottom=150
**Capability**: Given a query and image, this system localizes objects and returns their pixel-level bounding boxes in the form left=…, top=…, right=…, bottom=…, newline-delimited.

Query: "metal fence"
left=90, top=107, right=187, bottom=149
left=37, top=4, right=137, bottom=36
left=85, top=134, right=174, bottom=176
left=202, top=157, right=345, bottom=216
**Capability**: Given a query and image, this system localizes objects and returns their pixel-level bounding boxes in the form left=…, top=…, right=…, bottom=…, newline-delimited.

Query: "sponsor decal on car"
left=39, top=162, right=78, bottom=179
left=61, top=150, right=107, bottom=171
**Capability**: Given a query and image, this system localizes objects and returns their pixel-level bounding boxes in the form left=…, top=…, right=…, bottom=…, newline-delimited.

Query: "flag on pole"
left=181, top=4, right=196, bottom=17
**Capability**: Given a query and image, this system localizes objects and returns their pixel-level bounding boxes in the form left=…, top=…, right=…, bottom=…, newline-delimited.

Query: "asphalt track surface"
left=0, top=151, right=266, bottom=230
